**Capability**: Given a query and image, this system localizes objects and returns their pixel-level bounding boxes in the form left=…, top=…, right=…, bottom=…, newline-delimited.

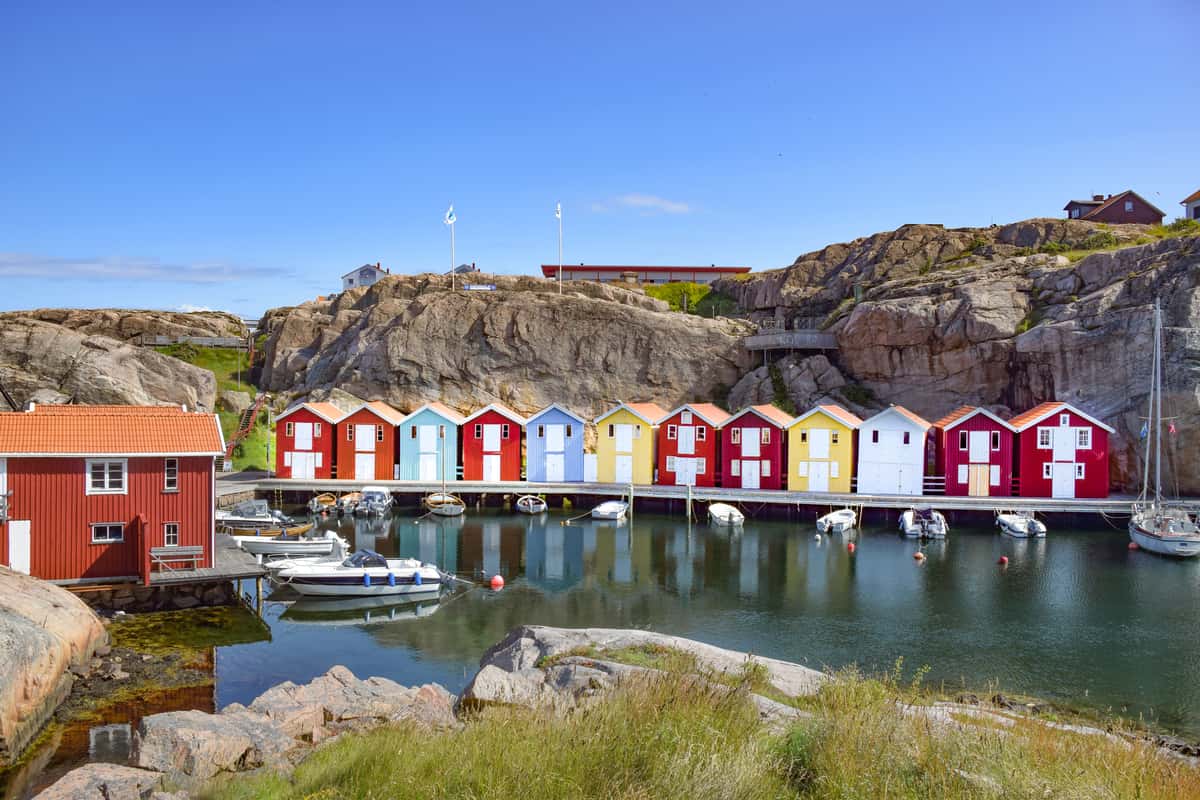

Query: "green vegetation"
left=642, top=282, right=740, bottom=317
left=109, top=606, right=270, bottom=656
left=769, top=363, right=797, bottom=415
left=819, top=297, right=856, bottom=330
left=839, top=383, right=875, bottom=406
left=1015, top=303, right=1045, bottom=335
left=1037, top=219, right=1200, bottom=263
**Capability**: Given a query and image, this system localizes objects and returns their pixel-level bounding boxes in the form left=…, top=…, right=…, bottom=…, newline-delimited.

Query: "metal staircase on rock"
left=221, top=393, right=268, bottom=469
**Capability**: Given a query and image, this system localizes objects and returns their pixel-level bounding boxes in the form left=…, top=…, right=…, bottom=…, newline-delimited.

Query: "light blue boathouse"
left=525, top=404, right=587, bottom=482
left=396, top=402, right=464, bottom=481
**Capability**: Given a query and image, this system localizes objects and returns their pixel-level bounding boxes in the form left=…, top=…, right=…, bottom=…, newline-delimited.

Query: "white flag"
left=554, top=202, right=561, bottom=220
left=444, top=204, right=456, bottom=226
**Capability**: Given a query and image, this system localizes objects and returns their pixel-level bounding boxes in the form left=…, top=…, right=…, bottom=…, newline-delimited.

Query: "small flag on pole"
left=554, top=202, right=561, bottom=220
left=444, top=204, right=456, bottom=226
left=1169, top=422, right=1178, bottom=435
left=1139, top=421, right=1149, bottom=439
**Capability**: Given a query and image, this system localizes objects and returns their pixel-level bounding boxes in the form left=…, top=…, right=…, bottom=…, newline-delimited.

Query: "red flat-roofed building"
left=0, top=404, right=224, bottom=584
left=539, top=265, right=750, bottom=285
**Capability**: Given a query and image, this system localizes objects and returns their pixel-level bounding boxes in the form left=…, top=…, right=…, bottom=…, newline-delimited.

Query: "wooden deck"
left=150, top=534, right=266, bottom=585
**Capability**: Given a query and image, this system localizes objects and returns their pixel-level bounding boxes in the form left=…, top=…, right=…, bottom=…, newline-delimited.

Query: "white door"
left=742, top=460, right=760, bottom=489
left=583, top=454, right=598, bottom=483
left=356, top=425, right=375, bottom=453
left=483, top=454, right=501, bottom=482
left=355, top=453, right=375, bottom=480
left=741, top=429, right=761, bottom=457
left=292, top=452, right=316, bottom=479
left=418, top=425, right=437, bottom=453
left=809, top=461, right=830, bottom=492
left=418, top=453, right=438, bottom=481
left=1051, top=462, right=1076, bottom=498
left=294, top=422, right=313, bottom=450
left=676, top=457, right=697, bottom=486
left=1053, top=428, right=1075, bottom=461
left=7, top=520, right=30, bottom=575
left=809, top=429, right=830, bottom=459
left=968, top=430, right=989, bottom=463
left=677, top=426, right=696, bottom=455
left=483, top=425, right=502, bottom=452
left=546, top=424, right=565, bottom=453
left=615, top=424, right=634, bottom=453
left=546, top=452, right=565, bottom=482
left=615, top=455, right=633, bottom=484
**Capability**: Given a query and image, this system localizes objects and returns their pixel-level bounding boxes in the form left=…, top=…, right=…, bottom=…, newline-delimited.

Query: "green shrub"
left=643, top=282, right=739, bottom=317
left=768, top=364, right=797, bottom=415
left=840, top=384, right=875, bottom=406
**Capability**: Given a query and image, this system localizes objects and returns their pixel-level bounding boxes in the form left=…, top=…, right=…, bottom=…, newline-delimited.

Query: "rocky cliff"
left=258, top=274, right=754, bottom=420
left=0, top=308, right=246, bottom=343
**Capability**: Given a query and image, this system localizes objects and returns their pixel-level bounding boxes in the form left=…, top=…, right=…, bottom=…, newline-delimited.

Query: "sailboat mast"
left=1154, top=301, right=1164, bottom=503
left=1141, top=304, right=1156, bottom=503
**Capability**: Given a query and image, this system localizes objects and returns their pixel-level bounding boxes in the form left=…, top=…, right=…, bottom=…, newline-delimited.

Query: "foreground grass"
left=198, top=659, right=1199, bottom=800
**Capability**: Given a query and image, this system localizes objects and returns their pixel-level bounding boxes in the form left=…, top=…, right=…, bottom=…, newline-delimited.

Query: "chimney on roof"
left=1092, top=194, right=1104, bottom=201
left=1106, top=194, right=1112, bottom=199
left=377, top=262, right=381, bottom=269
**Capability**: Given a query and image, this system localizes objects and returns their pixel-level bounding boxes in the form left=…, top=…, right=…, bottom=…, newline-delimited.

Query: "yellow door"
left=968, top=464, right=990, bottom=497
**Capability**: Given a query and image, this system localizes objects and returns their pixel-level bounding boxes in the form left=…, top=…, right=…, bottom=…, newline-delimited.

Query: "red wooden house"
left=462, top=404, right=525, bottom=481
left=933, top=406, right=1016, bottom=497
left=335, top=401, right=403, bottom=481
left=1063, top=190, right=1164, bottom=225
left=0, top=404, right=224, bottom=584
left=717, top=404, right=792, bottom=490
left=1011, top=401, right=1113, bottom=498
left=655, top=403, right=729, bottom=487
left=275, top=402, right=341, bottom=480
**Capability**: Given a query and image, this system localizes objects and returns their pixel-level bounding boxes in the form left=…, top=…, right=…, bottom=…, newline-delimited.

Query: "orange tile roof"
left=932, top=406, right=976, bottom=429
left=358, top=400, right=405, bottom=425
left=623, top=402, right=669, bottom=425
left=413, top=401, right=466, bottom=424
left=725, top=404, right=793, bottom=428
left=890, top=405, right=932, bottom=429
left=817, top=404, right=863, bottom=428
left=0, top=404, right=224, bottom=455
left=277, top=402, right=344, bottom=423
left=1009, top=401, right=1065, bottom=431
left=1183, top=188, right=1200, bottom=205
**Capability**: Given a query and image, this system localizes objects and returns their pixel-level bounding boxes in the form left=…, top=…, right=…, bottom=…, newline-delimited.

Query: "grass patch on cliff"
left=642, top=282, right=739, bottom=316
left=769, top=363, right=798, bottom=415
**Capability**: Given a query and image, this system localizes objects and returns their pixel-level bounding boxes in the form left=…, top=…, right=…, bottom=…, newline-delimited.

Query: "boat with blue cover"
left=277, top=549, right=444, bottom=597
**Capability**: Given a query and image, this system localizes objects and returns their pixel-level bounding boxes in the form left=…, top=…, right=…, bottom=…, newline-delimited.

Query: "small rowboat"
left=708, top=503, right=744, bottom=526
left=816, top=508, right=857, bottom=534
left=591, top=500, right=628, bottom=521
left=516, top=495, right=548, bottom=514
left=337, top=492, right=363, bottom=515
left=239, top=530, right=347, bottom=557
left=425, top=493, right=466, bottom=517
left=222, top=521, right=315, bottom=538
left=308, top=492, right=338, bottom=514
left=996, top=511, right=1047, bottom=538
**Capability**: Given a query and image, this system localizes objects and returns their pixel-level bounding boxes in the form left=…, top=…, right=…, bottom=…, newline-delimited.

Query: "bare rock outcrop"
left=258, top=274, right=753, bottom=418
left=727, top=354, right=850, bottom=414
left=31, top=763, right=164, bottom=799
left=0, top=308, right=247, bottom=342
left=0, top=567, right=108, bottom=767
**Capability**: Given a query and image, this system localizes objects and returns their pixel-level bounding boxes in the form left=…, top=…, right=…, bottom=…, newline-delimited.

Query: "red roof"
left=277, top=402, right=345, bottom=424
left=1073, top=190, right=1166, bottom=220
left=1182, top=188, right=1200, bottom=205
left=463, top=403, right=527, bottom=425
left=1009, top=402, right=1065, bottom=431
left=0, top=404, right=224, bottom=456
left=348, top=400, right=405, bottom=426
left=540, top=265, right=750, bottom=276
left=723, top=404, right=794, bottom=429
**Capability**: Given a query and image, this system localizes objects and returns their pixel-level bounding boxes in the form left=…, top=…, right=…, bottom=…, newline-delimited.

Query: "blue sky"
left=2, top=1, right=1197, bottom=317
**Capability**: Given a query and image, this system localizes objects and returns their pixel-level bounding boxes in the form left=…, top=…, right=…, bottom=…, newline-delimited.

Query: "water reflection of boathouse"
left=523, top=521, right=585, bottom=592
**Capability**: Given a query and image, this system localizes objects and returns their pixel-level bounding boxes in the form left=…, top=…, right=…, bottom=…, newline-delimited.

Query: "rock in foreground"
left=32, top=763, right=164, bottom=800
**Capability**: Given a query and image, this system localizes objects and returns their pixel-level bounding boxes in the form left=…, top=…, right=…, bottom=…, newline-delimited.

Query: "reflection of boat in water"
left=281, top=594, right=443, bottom=626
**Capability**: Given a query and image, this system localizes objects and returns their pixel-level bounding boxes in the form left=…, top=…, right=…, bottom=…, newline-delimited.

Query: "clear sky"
left=2, top=1, right=1196, bottom=317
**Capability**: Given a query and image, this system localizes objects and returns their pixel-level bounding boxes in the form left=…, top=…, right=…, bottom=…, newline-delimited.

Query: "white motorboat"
left=1128, top=300, right=1200, bottom=558
left=816, top=508, right=857, bottom=534
left=217, top=499, right=288, bottom=528
left=354, top=486, right=393, bottom=517
left=996, top=511, right=1047, bottom=538
left=516, top=495, right=548, bottom=514
left=899, top=506, right=949, bottom=539
left=264, top=537, right=350, bottom=573
left=278, top=550, right=443, bottom=597
left=708, top=503, right=744, bottom=526
left=591, top=500, right=628, bottom=521
left=425, top=492, right=466, bottom=517
left=238, top=530, right=349, bottom=557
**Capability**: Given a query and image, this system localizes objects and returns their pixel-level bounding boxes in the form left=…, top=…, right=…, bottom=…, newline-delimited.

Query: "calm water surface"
left=211, top=508, right=1200, bottom=736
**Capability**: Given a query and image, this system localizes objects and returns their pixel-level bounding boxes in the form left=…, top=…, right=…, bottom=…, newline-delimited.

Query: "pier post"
left=686, top=484, right=692, bottom=521
left=628, top=483, right=634, bottom=522
left=255, top=577, right=263, bottom=616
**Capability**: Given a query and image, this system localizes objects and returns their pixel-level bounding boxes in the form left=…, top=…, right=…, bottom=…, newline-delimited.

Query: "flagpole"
left=451, top=222, right=456, bottom=292
left=557, top=202, right=563, bottom=295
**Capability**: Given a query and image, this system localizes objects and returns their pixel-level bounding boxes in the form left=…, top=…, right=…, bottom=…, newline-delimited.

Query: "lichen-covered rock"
left=216, top=390, right=252, bottom=415
left=32, top=763, right=163, bottom=799
left=1, top=308, right=247, bottom=342
left=133, top=708, right=298, bottom=785
left=727, top=354, right=849, bottom=413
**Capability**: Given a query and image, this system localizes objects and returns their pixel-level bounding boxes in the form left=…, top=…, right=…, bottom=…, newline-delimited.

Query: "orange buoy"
left=490, top=575, right=505, bottom=590
left=1128, top=542, right=1139, bottom=551
left=998, top=555, right=1009, bottom=566
left=847, top=542, right=856, bottom=554
left=913, top=552, right=926, bottom=562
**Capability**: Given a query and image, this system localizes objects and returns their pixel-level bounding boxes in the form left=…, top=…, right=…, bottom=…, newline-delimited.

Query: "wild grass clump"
left=642, top=282, right=740, bottom=317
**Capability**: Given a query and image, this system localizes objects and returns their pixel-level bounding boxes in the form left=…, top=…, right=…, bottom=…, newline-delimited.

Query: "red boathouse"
left=275, top=402, right=341, bottom=480
left=717, top=405, right=792, bottom=490
left=462, top=404, right=526, bottom=481
left=1011, top=401, right=1113, bottom=499
left=335, top=401, right=403, bottom=481
left=655, top=403, right=729, bottom=487
left=0, top=404, right=224, bottom=584
left=933, top=406, right=1016, bottom=497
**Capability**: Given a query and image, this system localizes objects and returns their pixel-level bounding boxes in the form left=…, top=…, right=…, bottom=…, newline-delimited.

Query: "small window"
left=91, top=523, right=124, bottom=544
left=608, top=424, right=615, bottom=438
left=634, top=425, right=641, bottom=439
left=1071, top=208, right=1080, bottom=219
left=1076, top=428, right=1091, bottom=449
left=537, top=424, right=545, bottom=438
left=761, top=428, right=771, bottom=444
left=502, top=424, right=510, bottom=439
left=1059, top=414, right=1070, bottom=427
left=410, top=427, right=417, bottom=439
left=164, top=458, right=178, bottom=491
left=1124, top=200, right=1133, bottom=212
left=959, top=431, right=968, bottom=450
left=474, top=423, right=483, bottom=439
left=438, top=424, right=446, bottom=439
left=1037, top=428, right=1052, bottom=449
left=566, top=424, right=573, bottom=438
left=667, top=425, right=677, bottom=440
left=681, top=411, right=692, bottom=424
left=871, top=430, right=879, bottom=444
left=87, top=460, right=127, bottom=495
left=731, top=428, right=741, bottom=445
left=376, top=425, right=384, bottom=442
left=958, top=464, right=969, bottom=484
left=761, top=460, right=771, bottom=477
left=285, top=422, right=294, bottom=438
left=831, top=431, right=839, bottom=445
left=696, top=426, right=706, bottom=441
left=696, top=457, right=706, bottom=475
left=903, top=431, right=911, bottom=445
left=665, top=456, right=677, bottom=472
left=1075, top=464, right=1085, bottom=479
left=314, top=422, right=322, bottom=437
left=347, top=425, right=354, bottom=441
left=164, top=522, right=179, bottom=547
left=731, top=460, right=741, bottom=477
left=800, top=431, right=808, bottom=443
left=1043, top=463, right=1053, bottom=479
left=991, top=431, right=1001, bottom=451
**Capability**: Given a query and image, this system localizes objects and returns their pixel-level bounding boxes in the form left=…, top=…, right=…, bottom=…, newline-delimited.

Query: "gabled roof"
left=1081, top=190, right=1165, bottom=220
left=1009, top=401, right=1115, bottom=433
left=1182, top=188, right=1200, bottom=206
left=656, top=402, right=731, bottom=427
left=344, top=400, right=405, bottom=426
left=526, top=403, right=587, bottom=425
left=398, top=401, right=467, bottom=426
left=720, top=404, right=794, bottom=429
left=861, top=405, right=932, bottom=430
left=1063, top=198, right=1105, bottom=209
left=594, top=402, right=669, bottom=426
left=341, top=263, right=386, bottom=280
left=789, top=404, right=862, bottom=429
left=463, top=403, right=527, bottom=426
left=277, top=402, right=344, bottom=424
left=0, top=404, right=224, bottom=456
left=932, top=405, right=1016, bottom=432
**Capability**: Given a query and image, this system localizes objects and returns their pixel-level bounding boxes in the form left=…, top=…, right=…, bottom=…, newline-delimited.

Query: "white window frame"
left=1059, top=414, right=1070, bottom=427
left=681, top=411, right=692, bottom=424
left=1037, top=428, right=1052, bottom=449
left=831, top=431, right=839, bottom=445
left=760, top=428, right=771, bottom=445
left=502, top=424, right=510, bottom=440
left=959, top=431, right=968, bottom=450
left=347, top=425, right=355, bottom=441
left=91, top=522, right=125, bottom=544
left=800, top=430, right=808, bottom=443
left=474, top=423, right=483, bottom=440
left=1042, top=462, right=1053, bottom=479
left=314, top=422, right=322, bottom=437
left=667, top=424, right=677, bottom=440
left=696, top=426, right=706, bottom=442
left=86, top=459, right=128, bottom=495
left=989, top=465, right=1000, bottom=486
left=991, top=431, right=1001, bottom=451
left=665, top=455, right=677, bottom=472
left=1075, top=463, right=1085, bottom=479
left=608, top=424, right=615, bottom=438
left=537, top=424, right=545, bottom=438
left=633, top=425, right=642, bottom=439
left=761, top=460, right=771, bottom=477
left=957, top=464, right=969, bottom=484
left=730, top=460, right=741, bottom=477
left=696, top=457, right=706, bottom=475
left=164, top=457, right=179, bottom=492
left=376, top=425, right=384, bottom=442
left=1124, top=200, right=1133, bottom=212
left=285, top=421, right=294, bottom=438
left=730, top=428, right=741, bottom=445
left=903, top=431, right=911, bottom=445
left=1076, top=428, right=1091, bottom=449
left=830, top=461, right=840, bottom=478
left=566, top=424, right=574, bottom=438
left=164, top=522, right=179, bottom=547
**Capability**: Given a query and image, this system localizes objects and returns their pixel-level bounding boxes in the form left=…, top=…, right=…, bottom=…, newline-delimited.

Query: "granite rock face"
left=31, top=763, right=164, bottom=799
left=0, top=308, right=246, bottom=343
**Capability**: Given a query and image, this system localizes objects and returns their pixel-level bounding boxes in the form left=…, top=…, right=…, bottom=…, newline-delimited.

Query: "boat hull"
left=707, top=503, right=744, bottom=526
left=286, top=580, right=443, bottom=598
left=516, top=496, right=548, bottom=515
left=816, top=510, right=856, bottom=533
left=239, top=539, right=338, bottom=557
left=997, top=515, right=1046, bottom=539
left=591, top=501, right=628, bottom=520
left=1129, top=523, right=1200, bottom=558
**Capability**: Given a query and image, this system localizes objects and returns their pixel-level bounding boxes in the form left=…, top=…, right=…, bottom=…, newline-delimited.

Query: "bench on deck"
left=150, top=545, right=204, bottom=572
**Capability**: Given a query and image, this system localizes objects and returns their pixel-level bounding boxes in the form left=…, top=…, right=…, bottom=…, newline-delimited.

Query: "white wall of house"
left=856, top=411, right=927, bottom=495
left=1186, top=199, right=1200, bottom=221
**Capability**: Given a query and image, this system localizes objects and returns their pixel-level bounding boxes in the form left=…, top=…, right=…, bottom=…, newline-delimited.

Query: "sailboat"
left=1128, top=300, right=1200, bottom=558
left=423, top=431, right=465, bottom=517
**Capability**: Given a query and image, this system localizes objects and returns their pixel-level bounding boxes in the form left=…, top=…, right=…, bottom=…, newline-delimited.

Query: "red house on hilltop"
left=462, top=404, right=526, bottom=481
left=656, top=403, right=729, bottom=487
left=275, top=402, right=341, bottom=479
left=718, top=405, right=792, bottom=490
left=1063, top=190, right=1165, bottom=225
left=933, top=406, right=1016, bottom=497
left=1012, top=401, right=1113, bottom=498
left=0, top=404, right=224, bottom=584
left=335, top=401, right=403, bottom=481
